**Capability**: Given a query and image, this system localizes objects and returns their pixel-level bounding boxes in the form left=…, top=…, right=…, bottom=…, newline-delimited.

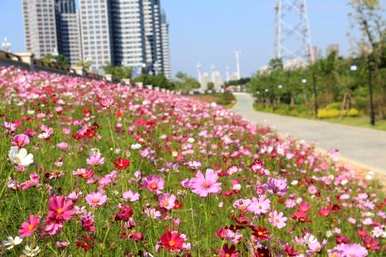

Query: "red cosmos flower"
left=362, top=235, right=380, bottom=251
left=336, top=234, right=350, bottom=244
left=252, top=226, right=270, bottom=241
left=76, top=235, right=95, bottom=252
left=318, top=206, right=331, bottom=217
left=115, top=205, right=134, bottom=222
left=115, top=109, right=124, bottom=118
left=254, top=247, right=271, bottom=257
left=114, top=157, right=131, bottom=170
left=218, top=244, right=239, bottom=257
left=292, top=201, right=310, bottom=222
left=284, top=244, right=298, bottom=256
left=159, top=230, right=185, bottom=253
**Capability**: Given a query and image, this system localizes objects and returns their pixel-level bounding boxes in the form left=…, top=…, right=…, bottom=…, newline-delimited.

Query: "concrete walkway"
left=232, top=93, right=386, bottom=173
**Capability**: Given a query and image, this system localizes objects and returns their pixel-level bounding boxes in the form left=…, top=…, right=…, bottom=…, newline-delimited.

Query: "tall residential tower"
left=22, top=0, right=58, bottom=58
left=22, top=0, right=171, bottom=76
left=56, top=0, right=82, bottom=64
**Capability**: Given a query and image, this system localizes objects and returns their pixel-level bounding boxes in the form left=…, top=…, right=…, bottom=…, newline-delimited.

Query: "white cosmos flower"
left=2, top=236, right=23, bottom=250
left=23, top=245, right=40, bottom=257
left=8, top=146, right=34, bottom=167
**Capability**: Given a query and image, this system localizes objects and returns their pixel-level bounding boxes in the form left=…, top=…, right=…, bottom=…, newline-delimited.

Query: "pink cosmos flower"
left=19, top=215, right=40, bottom=238
left=122, top=190, right=140, bottom=202
left=247, top=196, right=271, bottom=215
left=158, top=193, right=177, bottom=210
left=12, top=134, right=30, bottom=148
left=19, top=173, right=40, bottom=191
left=328, top=243, right=368, bottom=257
left=86, top=152, right=105, bottom=166
left=56, top=142, right=69, bottom=151
left=81, top=212, right=96, bottom=232
left=142, top=175, right=164, bottom=193
left=85, top=191, right=107, bottom=208
left=268, top=211, right=287, bottom=229
left=38, top=125, right=53, bottom=139
left=190, top=169, right=221, bottom=197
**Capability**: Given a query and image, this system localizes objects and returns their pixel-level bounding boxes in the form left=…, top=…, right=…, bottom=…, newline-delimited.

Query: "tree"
left=207, top=82, right=215, bottom=91
left=76, top=60, right=92, bottom=73
left=174, top=72, right=201, bottom=93
left=349, top=0, right=386, bottom=123
left=103, top=65, right=133, bottom=81
left=134, top=74, right=175, bottom=90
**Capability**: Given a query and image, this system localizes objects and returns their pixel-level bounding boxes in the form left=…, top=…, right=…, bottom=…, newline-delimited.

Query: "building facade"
left=56, top=0, right=82, bottom=65
left=160, top=11, right=171, bottom=79
left=22, top=0, right=171, bottom=76
left=22, top=0, right=58, bottom=58
left=110, top=0, right=146, bottom=67
left=79, top=0, right=113, bottom=71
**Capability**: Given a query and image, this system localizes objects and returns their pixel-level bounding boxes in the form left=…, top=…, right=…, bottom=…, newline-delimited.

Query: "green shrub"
left=325, top=102, right=341, bottom=110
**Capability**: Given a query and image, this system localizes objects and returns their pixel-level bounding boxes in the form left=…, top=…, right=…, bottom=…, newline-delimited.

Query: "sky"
left=0, top=0, right=385, bottom=78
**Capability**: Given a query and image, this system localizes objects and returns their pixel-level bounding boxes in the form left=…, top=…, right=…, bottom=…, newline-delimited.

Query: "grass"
left=191, top=93, right=237, bottom=109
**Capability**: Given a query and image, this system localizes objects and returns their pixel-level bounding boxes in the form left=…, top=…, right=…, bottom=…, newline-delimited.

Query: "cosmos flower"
left=12, top=134, right=30, bottom=148
left=159, top=230, right=187, bottom=253
left=158, top=193, right=177, bottom=210
left=142, top=175, right=165, bottom=194
left=268, top=210, right=287, bottom=229
left=19, top=215, right=40, bottom=238
left=247, top=196, right=271, bottom=215
left=189, top=169, right=222, bottom=197
left=8, top=146, right=34, bottom=167
left=85, top=192, right=108, bottom=208
left=47, top=195, right=75, bottom=223
left=122, top=190, right=140, bottom=202
left=1, top=236, right=23, bottom=250
left=328, top=243, right=368, bottom=257
left=218, top=244, right=239, bottom=257
left=23, top=245, right=41, bottom=257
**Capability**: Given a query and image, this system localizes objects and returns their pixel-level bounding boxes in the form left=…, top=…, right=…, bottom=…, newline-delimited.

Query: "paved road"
left=232, top=93, right=386, bottom=173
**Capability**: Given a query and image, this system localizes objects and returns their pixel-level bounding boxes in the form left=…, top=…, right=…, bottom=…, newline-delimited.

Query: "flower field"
left=0, top=66, right=385, bottom=257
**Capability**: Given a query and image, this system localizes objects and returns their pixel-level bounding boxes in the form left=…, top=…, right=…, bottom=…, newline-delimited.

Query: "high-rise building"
left=22, top=0, right=58, bottom=58
left=56, top=0, right=82, bottom=65
left=110, top=0, right=146, bottom=67
left=161, top=11, right=171, bottom=78
left=22, top=0, right=171, bottom=76
left=79, top=0, right=113, bottom=71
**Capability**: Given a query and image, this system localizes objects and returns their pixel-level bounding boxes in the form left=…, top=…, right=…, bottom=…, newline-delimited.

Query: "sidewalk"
left=232, top=93, right=386, bottom=177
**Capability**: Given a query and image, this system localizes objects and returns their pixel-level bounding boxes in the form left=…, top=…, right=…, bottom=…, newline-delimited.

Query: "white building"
left=79, top=0, right=113, bottom=71
left=22, top=0, right=58, bottom=58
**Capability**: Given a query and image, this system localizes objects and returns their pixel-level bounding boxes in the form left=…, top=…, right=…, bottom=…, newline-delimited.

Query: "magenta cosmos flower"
left=47, top=195, right=75, bottom=223
left=85, top=191, right=108, bottom=208
left=190, top=169, right=222, bottom=197
left=12, top=134, right=30, bottom=148
left=19, top=214, right=40, bottom=238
